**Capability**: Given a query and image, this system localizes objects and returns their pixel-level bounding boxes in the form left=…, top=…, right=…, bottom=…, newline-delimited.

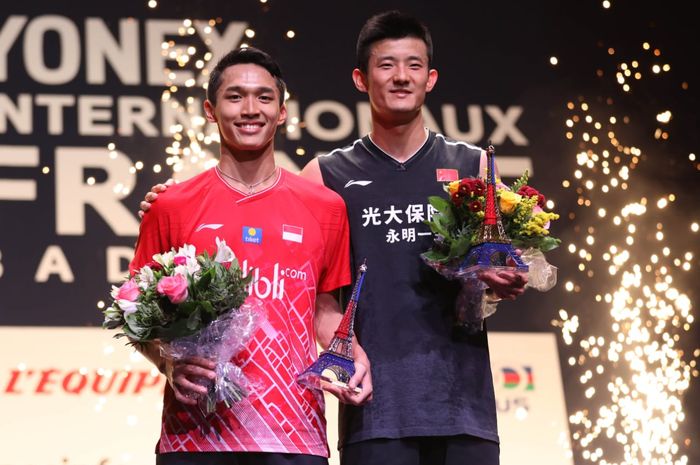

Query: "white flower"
left=153, top=251, right=174, bottom=267
left=110, top=285, right=120, bottom=299
left=138, top=266, right=155, bottom=289
left=172, top=244, right=200, bottom=275
left=173, top=264, right=189, bottom=277
left=177, top=243, right=197, bottom=259
left=214, top=237, right=235, bottom=263
left=118, top=299, right=138, bottom=316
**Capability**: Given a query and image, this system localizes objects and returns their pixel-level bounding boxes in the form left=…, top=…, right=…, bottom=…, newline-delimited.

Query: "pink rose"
left=156, top=275, right=189, bottom=304
left=117, top=279, right=140, bottom=301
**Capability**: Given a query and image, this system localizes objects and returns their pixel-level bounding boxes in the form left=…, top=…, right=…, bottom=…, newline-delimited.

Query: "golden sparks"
left=554, top=18, right=696, bottom=465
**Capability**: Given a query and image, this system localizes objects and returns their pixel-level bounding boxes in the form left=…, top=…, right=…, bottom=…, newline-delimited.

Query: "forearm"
left=314, top=292, right=344, bottom=349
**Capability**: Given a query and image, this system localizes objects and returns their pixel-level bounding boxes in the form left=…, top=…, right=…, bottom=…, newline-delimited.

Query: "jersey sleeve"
left=129, top=200, right=174, bottom=274
left=317, top=195, right=351, bottom=293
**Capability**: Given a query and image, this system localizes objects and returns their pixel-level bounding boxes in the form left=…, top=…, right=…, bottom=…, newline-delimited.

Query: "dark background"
left=1, top=1, right=698, bottom=463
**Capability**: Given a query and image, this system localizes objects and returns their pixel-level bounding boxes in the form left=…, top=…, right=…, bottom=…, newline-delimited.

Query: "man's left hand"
left=322, top=343, right=373, bottom=405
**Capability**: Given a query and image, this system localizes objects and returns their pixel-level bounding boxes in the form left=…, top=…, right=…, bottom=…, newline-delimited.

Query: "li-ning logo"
left=195, top=223, right=223, bottom=232
left=344, top=180, right=373, bottom=188
left=241, top=260, right=309, bottom=300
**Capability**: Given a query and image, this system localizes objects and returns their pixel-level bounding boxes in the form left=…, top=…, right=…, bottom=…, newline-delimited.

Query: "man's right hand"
left=138, top=179, right=174, bottom=219
left=164, top=356, right=216, bottom=406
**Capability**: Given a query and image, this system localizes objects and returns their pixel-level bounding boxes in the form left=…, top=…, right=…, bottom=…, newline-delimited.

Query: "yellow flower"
left=447, top=180, right=460, bottom=195
left=499, top=190, right=522, bottom=214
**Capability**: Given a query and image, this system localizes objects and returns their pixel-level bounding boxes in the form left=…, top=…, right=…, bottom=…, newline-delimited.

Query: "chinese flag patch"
left=436, top=169, right=459, bottom=182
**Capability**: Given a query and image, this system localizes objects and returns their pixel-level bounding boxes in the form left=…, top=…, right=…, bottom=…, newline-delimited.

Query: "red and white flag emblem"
left=436, top=168, right=459, bottom=182
left=282, top=224, right=304, bottom=243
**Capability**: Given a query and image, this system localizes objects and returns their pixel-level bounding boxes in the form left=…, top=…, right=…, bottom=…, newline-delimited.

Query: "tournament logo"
left=501, top=366, right=535, bottom=391
left=242, top=226, right=263, bottom=245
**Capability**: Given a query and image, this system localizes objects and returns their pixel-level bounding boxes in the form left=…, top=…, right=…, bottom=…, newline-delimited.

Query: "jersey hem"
left=159, top=442, right=330, bottom=457
left=338, top=425, right=499, bottom=449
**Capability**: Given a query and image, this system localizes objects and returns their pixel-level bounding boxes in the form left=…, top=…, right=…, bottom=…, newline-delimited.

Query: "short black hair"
left=206, top=47, right=286, bottom=106
left=356, top=11, right=433, bottom=74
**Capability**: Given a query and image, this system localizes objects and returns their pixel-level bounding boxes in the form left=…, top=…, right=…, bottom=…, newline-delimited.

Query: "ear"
left=204, top=100, right=217, bottom=123
left=352, top=68, right=368, bottom=93
left=426, top=69, right=438, bottom=93
left=277, top=103, right=288, bottom=127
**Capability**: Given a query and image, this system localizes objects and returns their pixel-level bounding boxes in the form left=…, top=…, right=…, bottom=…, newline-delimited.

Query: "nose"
left=241, top=96, right=259, bottom=117
left=393, top=64, right=409, bottom=84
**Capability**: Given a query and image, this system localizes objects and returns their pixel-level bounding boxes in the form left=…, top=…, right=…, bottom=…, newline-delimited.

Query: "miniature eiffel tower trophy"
left=454, top=144, right=528, bottom=332
left=296, top=260, right=367, bottom=393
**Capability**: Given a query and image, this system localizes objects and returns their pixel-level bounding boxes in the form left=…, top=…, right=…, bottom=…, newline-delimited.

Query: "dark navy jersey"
left=319, top=131, right=499, bottom=447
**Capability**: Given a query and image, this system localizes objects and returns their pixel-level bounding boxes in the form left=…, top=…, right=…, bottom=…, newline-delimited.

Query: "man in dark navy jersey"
left=299, top=11, right=527, bottom=465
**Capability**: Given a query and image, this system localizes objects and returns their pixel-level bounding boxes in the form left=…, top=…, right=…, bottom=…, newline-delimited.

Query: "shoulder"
left=149, top=168, right=216, bottom=214
left=318, top=138, right=365, bottom=165
left=299, top=157, right=324, bottom=185
left=284, top=170, right=345, bottom=208
left=432, top=132, right=483, bottom=157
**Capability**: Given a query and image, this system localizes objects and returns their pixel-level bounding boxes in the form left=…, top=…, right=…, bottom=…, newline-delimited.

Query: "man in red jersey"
left=132, top=47, right=372, bottom=465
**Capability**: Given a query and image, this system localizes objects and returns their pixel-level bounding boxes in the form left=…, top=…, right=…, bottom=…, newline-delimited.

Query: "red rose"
left=474, top=179, right=486, bottom=196
left=144, top=260, right=163, bottom=271
left=451, top=192, right=464, bottom=206
left=469, top=200, right=483, bottom=212
left=459, top=178, right=483, bottom=196
left=517, top=185, right=546, bottom=207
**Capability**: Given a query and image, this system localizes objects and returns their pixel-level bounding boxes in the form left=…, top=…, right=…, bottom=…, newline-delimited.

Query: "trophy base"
left=296, top=351, right=361, bottom=393
left=297, top=371, right=362, bottom=393
left=459, top=241, right=529, bottom=276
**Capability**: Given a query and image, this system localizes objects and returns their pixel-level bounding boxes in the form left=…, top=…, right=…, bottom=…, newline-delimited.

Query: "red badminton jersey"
left=131, top=168, right=350, bottom=456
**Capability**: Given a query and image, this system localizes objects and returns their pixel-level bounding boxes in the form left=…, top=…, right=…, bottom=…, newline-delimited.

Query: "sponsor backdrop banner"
left=0, top=1, right=566, bottom=324
left=0, top=328, right=572, bottom=465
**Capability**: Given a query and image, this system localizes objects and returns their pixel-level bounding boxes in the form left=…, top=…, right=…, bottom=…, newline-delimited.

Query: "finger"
left=145, top=192, right=158, bottom=202
left=151, top=183, right=167, bottom=193
left=175, top=359, right=216, bottom=379
left=172, top=373, right=210, bottom=396
left=138, top=210, right=144, bottom=219
left=321, top=382, right=345, bottom=399
left=173, top=389, right=199, bottom=405
left=164, top=178, right=175, bottom=186
left=347, top=364, right=366, bottom=391
left=481, top=274, right=512, bottom=288
left=178, top=356, right=217, bottom=369
left=139, top=200, right=152, bottom=213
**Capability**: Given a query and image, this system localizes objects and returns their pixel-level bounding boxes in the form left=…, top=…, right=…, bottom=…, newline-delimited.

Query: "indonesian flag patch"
left=282, top=224, right=304, bottom=243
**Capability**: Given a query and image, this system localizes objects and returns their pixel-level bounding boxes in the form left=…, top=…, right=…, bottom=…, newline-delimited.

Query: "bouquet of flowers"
left=103, top=237, right=262, bottom=414
left=422, top=172, right=560, bottom=331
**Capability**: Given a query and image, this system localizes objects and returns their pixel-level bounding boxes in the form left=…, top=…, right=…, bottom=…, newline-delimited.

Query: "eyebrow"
left=222, top=85, right=276, bottom=94
left=375, top=55, right=426, bottom=63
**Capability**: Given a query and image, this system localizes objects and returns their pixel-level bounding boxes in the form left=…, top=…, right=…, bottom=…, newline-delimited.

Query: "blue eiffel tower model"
left=460, top=144, right=528, bottom=273
left=297, top=260, right=367, bottom=393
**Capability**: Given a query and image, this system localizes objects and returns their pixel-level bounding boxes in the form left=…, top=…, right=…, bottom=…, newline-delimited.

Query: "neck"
left=369, top=112, right=427, bottom=162
left=218, top=147, right=278, bottom=193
